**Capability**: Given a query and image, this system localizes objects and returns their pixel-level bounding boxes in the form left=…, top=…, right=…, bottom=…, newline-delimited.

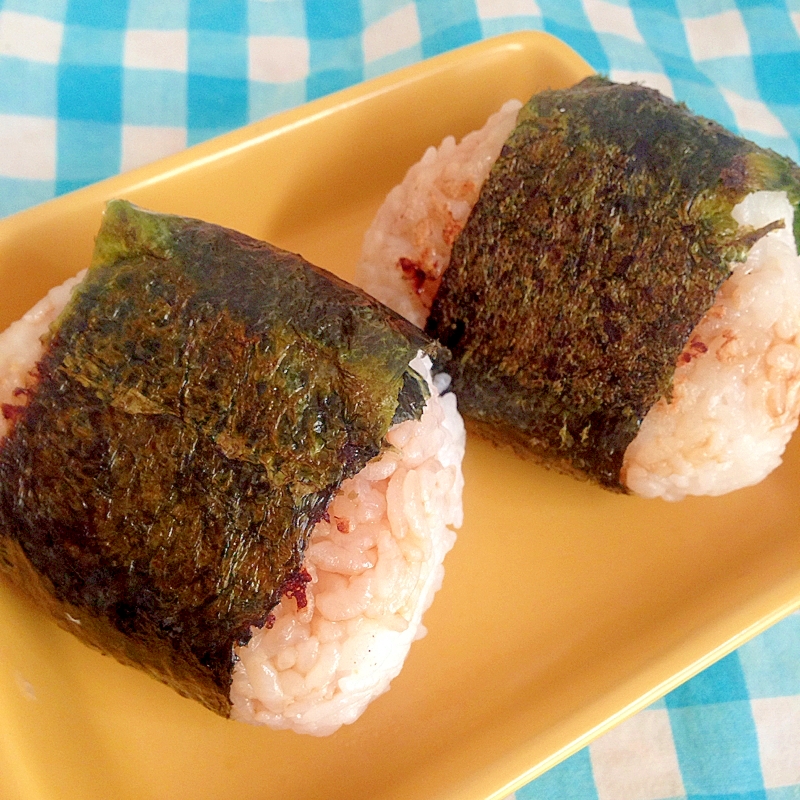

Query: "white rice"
left=355, top=103, right=800, bottom=500
left=0, top=279, right=465, bottom=735
left=230, top=353, right=464, bottom=735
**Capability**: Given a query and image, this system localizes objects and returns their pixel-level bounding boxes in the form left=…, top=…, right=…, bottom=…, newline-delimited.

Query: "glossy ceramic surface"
left=1, top=32, right=798, bottom=800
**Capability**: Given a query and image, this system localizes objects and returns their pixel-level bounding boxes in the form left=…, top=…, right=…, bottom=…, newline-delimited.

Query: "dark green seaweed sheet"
left=427, top=76, right=800, bottom=490
left=0, top=200, right=439, bottom=715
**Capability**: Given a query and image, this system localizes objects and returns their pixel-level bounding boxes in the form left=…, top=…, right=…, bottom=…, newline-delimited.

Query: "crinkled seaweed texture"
left=0, top=201, right=438, bottom=715
left=427, top=76, right=800, bottom=490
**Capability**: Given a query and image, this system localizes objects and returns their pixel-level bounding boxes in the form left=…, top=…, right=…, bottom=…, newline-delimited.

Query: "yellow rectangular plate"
left=1, top=31, right=799, bottom=800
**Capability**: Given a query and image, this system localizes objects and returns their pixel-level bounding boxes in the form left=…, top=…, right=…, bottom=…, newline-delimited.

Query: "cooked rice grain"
left=622, top=192, right=800, bottom=500
left=355, top=102, right=800, bottom=501
left=0, top=278, right=465, bottom=734
left=356, top=100, right=522, bottom=328
left=230, top=354, right=465, bottom=735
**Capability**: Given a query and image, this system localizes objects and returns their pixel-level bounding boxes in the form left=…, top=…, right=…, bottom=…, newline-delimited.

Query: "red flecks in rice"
left=281, top=568, right=313, bottom=611
left=623, top=192, right=800, bottom=500
left=398, top=256, right=428, bottom=295
left=354, top=89, right=800, bottom=501
left=335, top=517, right=350, bottom=534
left=355, top=100, right=522, bottom=328
left=678, top=338, right=709, bottom=364
left=0, top=272, right=466, bottom=735
left=230, top=354, right=465, bottom=735
left=0, top=272, right=84, bottom=439
left=1, top=403, right=26, bottom=423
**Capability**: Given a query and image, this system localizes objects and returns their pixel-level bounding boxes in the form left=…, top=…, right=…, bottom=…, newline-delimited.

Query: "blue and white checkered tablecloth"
left=2, top=1, right=800, bottom=799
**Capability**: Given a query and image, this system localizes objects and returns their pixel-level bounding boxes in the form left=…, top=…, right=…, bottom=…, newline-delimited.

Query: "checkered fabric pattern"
left=513, top=612, right=800, bottom=800
left=1, top=1, right=800, bottom=798
left=1, top=0, right=799, bottom=218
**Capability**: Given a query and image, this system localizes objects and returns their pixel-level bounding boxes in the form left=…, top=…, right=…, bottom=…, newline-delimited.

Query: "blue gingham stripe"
left=513, top=612, right=800, bottom=800
left=2, top=2, right=800, bottom=798
left=1, top=0, right=799, bottom=219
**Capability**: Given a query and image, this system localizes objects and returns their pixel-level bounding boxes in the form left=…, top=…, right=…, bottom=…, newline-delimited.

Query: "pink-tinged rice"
left=355, top=103, right=800, bottom=500
left=622, top=192, right=800, bottom=500
left=0, top=272, right=84, bottom=438
left=230, top=354, right=464, bottom=735
left=356, top=100, right=522, bottom=328
left=0, top=280, right=465, bottom=735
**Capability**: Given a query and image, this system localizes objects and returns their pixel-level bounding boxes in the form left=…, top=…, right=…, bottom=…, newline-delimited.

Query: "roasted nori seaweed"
left=0, top=201, right=440, bottom=715
left=427, top=76, right=800, bottom=490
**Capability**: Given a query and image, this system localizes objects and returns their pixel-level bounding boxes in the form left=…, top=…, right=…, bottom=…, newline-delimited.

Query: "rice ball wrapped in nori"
left=0, top=201, right=465, bottom=735
left=356, top=76, right=800, bottom=500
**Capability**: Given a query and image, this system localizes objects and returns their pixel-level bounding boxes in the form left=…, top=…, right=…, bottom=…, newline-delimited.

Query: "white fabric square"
left=720, top=88, right=788, bottom=138
left=124, top=29, right=188, bottom=72
left=752, top=696, right=800, bottom=788
left=590, top=709, right=685, bottom=800
left=583, top=0, right=644, bottom=43
left=362, top=5, right=421, bottom=64
left=248, top=36, right=309, bottom=83
left=0, top=11, right=63, bottom=64
left=791, top=11, right=800, bottom=40
left=476, top=0, right=542, bottom=19
left=684, top=10, right=749, bottom=61
left=0, top=114, right=56, bottom=180
left=609, top=70, right=675, bottom=99
left=121, top=125, right=187, bottom=172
